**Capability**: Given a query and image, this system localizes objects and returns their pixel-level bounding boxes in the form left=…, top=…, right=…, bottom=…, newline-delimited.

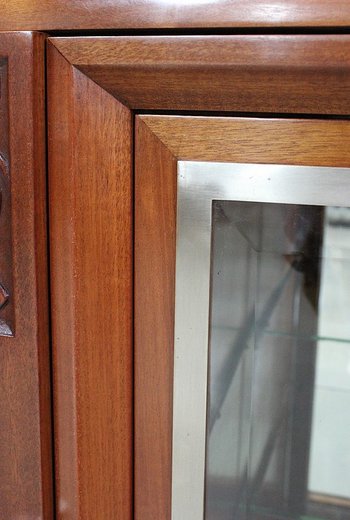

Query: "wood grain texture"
left=0, top=32, right=53, bottom=519
left=1, top=0, right=350, bottom=30
left=140, top=115, right=350, bottom=166
left=51, top=35, right=350, bottom=115
left=135, top=115, right=350, bottom=519
left=135, top=117, right=177, bottom=520
left=47, top=41, right=133, bottom=520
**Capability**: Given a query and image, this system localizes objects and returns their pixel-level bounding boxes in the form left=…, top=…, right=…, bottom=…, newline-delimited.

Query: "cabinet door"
left=135, top=116, right=350, bottom=520
left=48, top=34, right=350, bottom=520
left=0, top=33, right=53, bottom=518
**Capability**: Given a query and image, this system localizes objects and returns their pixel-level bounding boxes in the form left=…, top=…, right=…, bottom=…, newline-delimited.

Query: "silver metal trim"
left=172, top=161, right=350, bottom=520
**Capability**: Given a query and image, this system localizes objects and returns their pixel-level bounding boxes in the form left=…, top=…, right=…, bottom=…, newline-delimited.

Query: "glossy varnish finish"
left=51, top=35, right=350, bottom=115
left=135, top=121, right=177, bottom=520
left=47, top=42, right=133, bottom=519
left=46, top=33, right=350, bottom=519
left=140, top=116, right=350, bottom=165
left=1, top=0, right=350, bottom=31
left=135, top=115, right=350, bottom=520
left=0, top=32, right=53, bottom=518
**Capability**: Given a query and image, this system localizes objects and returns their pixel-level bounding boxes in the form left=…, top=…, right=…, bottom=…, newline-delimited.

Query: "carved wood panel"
left=0, top=58, right=13, bottom=335
left=0, top=33, right=53, bottom=519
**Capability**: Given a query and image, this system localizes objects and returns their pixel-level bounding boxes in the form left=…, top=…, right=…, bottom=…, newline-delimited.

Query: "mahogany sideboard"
left=1, top=2, right=350, bottom=519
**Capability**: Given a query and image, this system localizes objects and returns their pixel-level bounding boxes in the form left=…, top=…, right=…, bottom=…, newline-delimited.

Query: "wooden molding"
left=140, top=115, right=350, bottom=165
left=135, top=120, right=177, bottom=520
left=2, top=0, right=350, bottom=31
left=51, top=35, right=350, bottom=115
left=0, top=32, right=53, bottom=519
left=47, top=41, right=133, bottom=520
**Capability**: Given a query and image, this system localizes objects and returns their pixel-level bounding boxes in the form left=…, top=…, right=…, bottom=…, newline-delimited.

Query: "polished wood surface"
left=0, top=32, right=53, bottom=519
left=48, top=42, right=133, bottom=519
left=51, top=35, right=350, bottom=115
left=46, top=32, right=350, bottom=520
left=140, top=116, right=350, bottom=166
left=135, top=115, right=350, bottom=519
left=1, top=0, right=350, bottom=31
left=135, top=119, right=177, bottom=520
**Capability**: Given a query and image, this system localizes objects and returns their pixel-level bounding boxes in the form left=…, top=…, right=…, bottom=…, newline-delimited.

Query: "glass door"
left=172, top=162, right=350, bottom=520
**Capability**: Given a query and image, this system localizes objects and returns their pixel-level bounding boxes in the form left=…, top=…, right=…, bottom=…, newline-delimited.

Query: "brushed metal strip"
left=172, top=161, right=350, bottom=520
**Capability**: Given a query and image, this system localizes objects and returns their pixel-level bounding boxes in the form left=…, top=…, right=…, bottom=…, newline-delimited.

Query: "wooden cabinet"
left=1, top=6, right=350, bottom=519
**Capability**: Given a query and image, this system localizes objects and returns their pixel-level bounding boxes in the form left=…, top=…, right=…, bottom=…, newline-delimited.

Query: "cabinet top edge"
left=1, top=0, right=350, bottom=32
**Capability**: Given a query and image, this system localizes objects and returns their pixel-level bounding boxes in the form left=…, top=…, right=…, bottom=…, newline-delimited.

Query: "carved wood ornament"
left=0, top=59, right=13, bottom=336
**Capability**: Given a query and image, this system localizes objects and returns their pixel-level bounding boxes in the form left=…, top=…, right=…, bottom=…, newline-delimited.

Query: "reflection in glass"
left=205, top=202, right=350, bottom=519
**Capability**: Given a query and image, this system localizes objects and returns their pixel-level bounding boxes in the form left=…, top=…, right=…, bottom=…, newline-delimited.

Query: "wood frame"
left=0, top=32, right=53, bottom=518
left=47, top=44, right=133, bottom=520
left=47, top=35, right=350, bottom=519
left=2, top=0, right=350, bottom=31
left=51, top=35, right=350, bottom=115
left=135, top=115, right=350, bottom=519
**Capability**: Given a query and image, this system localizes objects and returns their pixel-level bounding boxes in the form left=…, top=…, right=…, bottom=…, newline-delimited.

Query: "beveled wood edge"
left=47, top=41, right=133, bottom=519
left=48, top=35, right=350, bottom=114
left=135, top=117, right=177, bottom=520
left=47, top=43, right=79, bottom=518
left=1, top=0, right=350, bottom=31
left=49, top=34, right=350, bottom=67
left=138, top=115, right=350, bottom=166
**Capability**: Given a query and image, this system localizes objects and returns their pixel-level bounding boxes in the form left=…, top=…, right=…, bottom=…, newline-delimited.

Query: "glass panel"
left=205, top=201, right=350, bottom=520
